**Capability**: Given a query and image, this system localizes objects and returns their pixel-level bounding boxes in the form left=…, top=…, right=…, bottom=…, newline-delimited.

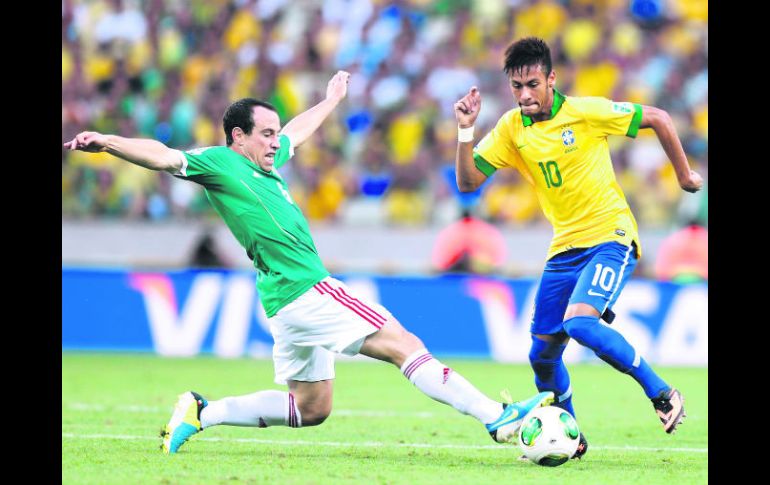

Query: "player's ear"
left=232, top=127, right=244, bottom=145
left=548, top=70, right=556, bottom=88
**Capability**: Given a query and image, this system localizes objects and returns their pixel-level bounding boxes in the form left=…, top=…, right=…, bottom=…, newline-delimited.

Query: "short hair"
left=503, top=37, right=552, bottom=78
left=223, top=98, right=278, bottom=146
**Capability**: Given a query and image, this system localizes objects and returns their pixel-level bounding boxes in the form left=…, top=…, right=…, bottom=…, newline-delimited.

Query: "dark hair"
left=223, top=98, right=278, bottom=146
left=503, top=37, right=552, bottom=78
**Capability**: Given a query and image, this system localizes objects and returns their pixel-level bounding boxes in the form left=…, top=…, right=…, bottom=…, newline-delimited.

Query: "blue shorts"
left=531, top=241, right=638, bottom=335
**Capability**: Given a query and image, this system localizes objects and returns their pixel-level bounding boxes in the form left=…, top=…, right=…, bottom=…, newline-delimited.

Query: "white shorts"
left=268, top=276, right=393, bottom=385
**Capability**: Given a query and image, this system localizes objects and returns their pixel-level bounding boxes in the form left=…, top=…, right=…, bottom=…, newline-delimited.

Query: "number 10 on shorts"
left=591, top=263, right=616, bottom=291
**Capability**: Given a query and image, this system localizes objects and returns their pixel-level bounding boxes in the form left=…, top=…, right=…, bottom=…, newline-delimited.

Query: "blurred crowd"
left=62, top=0, right=708, bottom=229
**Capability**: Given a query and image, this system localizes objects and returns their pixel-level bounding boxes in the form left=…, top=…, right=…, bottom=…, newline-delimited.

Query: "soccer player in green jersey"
left=453, top=37, right=703, bottom=459
left=65, top=71, right=554, bottom=454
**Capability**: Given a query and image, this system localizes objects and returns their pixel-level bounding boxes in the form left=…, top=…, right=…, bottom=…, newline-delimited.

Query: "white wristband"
left=458, top=125, right=475, bottom=143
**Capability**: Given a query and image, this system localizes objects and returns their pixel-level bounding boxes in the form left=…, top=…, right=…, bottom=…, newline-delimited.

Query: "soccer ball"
left=518, top=406, right=580, bottom=467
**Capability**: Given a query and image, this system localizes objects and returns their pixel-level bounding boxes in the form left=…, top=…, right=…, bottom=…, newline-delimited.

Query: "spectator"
left=62, top=0, right=707, bottom=230
left=654, top=222, right=708, bottom=283
left=188, top=228, right=231, bottom=268
left=431, top=208, right=506, bottom=274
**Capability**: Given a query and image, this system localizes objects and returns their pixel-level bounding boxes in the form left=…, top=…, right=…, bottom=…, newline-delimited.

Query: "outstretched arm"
left=63, top=131, right=183, bottom=174
left=280, top=70, right=350, bottom=148
left=640, top=106, right=703, bottom=193
left=454, top=86, right=488, bottom=192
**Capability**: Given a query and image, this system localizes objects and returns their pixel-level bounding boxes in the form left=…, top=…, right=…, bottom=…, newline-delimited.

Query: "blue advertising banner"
left=62, top=268, right=707, bottom=365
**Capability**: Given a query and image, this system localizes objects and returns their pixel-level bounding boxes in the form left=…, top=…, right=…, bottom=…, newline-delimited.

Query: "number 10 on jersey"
left=538, top=161, right=562, bottom=188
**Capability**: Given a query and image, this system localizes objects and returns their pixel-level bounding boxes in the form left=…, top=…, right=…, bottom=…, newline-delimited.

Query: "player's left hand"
left=679, top=170, right=703, bottom=193
left=326, top=70, right=350, bottom=103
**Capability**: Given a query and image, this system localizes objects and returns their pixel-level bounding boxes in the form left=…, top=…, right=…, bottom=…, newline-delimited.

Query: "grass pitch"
left=62, top=353, right=707, bottom=485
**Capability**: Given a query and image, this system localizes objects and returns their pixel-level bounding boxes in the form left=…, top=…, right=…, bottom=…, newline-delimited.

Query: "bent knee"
left=529, top=334, right=568, bottom=363
left=564, top=303, right=600, bottom=320
left=300, top=409, right=331, bottom=427
left=562, top=315, right=598, bottom=342
left=391, top=329, right=425, bottom=364
left=363, top=319, right=425, bottom=366
left=297, top=402, right=332, bottom=427
left=401, top=330, right=424, bottom=350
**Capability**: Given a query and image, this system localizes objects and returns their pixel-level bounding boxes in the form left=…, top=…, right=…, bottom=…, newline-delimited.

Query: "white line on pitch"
left=60, top=433, right=708, bottom=453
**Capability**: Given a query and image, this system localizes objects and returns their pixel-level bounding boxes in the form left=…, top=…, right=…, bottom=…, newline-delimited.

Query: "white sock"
left=400, top=348, right=501, bottom=424
left=199, top=390, right=302, bottom=429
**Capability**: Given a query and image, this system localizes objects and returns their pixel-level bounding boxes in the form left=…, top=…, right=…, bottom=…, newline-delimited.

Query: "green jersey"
left=174, top=134, right=329, bottom=317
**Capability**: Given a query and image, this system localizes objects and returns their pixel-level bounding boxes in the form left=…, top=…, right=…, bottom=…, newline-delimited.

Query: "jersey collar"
left=521, top=88, right=566, bottom=127
left=229, top=147, right=280, bottom=178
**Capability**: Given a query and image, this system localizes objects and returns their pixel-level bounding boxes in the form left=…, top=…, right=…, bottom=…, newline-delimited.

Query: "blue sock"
left=563, top=316, right=669, bottom=399
left=529, top=336, right=575, bottom=417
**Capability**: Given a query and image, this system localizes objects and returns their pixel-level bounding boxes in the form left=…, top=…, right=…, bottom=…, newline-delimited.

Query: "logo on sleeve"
left=185, top=146, right=215, bottom=155
left=615, top=229, right=626, bottom=237
left=611, top=102, right=633, bottom=114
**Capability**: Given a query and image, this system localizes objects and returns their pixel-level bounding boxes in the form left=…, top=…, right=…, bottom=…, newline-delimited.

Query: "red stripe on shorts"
left=404, top=353, right=433, bottom=380
left=319, top=281, right=387, bottom=326
left=316, top=284, right=382, bottom=330
left=316, top=282, right=383, bottom=329
left=336, top=285, right=387, bottom=322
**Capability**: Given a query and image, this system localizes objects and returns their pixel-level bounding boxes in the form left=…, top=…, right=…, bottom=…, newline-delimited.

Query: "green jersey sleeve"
left=173, top=146, right=231, bottom=184
left=273, top=134, right=294, bottom=169
left=570, top=96, right=643, bottom=138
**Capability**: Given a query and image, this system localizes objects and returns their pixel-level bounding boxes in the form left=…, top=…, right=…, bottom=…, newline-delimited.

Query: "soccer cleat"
left=651, top=388, right=686, bottom=434
left=160, top=391, right=208, bottom=454
left=486, top=391, right=554, bottom=444
left=571, top=432, right=588, bottom=459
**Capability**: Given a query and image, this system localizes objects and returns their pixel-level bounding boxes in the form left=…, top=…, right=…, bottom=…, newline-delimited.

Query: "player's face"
left=509, top=65, right=556, bottom=119
left=244, top=106, right=282, bottom=172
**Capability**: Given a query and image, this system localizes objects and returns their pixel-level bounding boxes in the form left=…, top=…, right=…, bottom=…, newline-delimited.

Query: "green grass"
left=62, top=353, right=707, bottom=485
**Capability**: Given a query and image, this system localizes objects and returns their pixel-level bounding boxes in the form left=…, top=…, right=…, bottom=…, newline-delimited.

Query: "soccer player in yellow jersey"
left=454, top=37, right=703, bottom=459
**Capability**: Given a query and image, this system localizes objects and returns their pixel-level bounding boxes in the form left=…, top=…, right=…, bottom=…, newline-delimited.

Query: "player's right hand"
left=63, top=131, right=109, bottom=153
left=454, top=87, right=481, bottom=128
left=679, top=169, right=703, bottom=193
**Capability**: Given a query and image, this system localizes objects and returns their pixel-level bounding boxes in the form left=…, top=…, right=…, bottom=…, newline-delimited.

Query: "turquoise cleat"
left=160, top=391, right=208, bottom=454
left=486, top=391, right=554, bottom=444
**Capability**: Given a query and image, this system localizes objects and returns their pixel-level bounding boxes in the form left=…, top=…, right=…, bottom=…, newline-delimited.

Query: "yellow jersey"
left=473, top=89, right=643, bottom=260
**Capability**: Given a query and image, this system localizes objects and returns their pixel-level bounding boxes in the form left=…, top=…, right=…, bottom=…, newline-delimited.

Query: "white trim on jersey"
left=173, top=149, right=188, bottom=177
left=280, top=133, right=295, bottom=158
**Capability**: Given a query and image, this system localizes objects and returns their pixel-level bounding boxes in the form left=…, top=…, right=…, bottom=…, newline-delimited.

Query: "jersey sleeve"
left=273, top=133, right=295, bottom=169
left=172, top=146, right=229, bottom=184
left=472, top=111, right=523, bottom=177
left=571, top=97, right=643, bottom=138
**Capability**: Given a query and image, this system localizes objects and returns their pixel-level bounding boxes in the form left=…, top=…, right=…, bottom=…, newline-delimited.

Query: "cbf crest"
left=561, top=128, right=575, bottom=146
